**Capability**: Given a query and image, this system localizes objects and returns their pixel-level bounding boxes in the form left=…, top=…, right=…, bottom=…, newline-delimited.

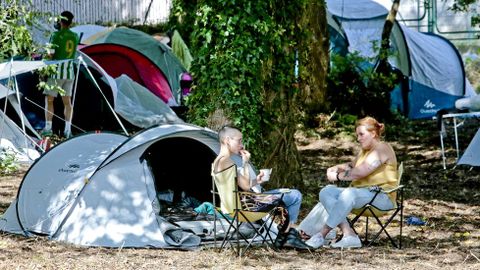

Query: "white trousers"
left=298, top=184, right=394, bottom=235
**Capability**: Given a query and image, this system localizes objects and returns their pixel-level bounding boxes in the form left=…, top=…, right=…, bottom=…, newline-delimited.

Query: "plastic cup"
left=260, top=168, right=272, bottom=181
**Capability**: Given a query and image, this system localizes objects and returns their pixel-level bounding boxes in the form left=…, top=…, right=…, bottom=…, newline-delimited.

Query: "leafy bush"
left=0, top=149, right=19, bottom=176
left=0, top=0, right=48, bottom=61
left=326, top=51, right=398, bottom=121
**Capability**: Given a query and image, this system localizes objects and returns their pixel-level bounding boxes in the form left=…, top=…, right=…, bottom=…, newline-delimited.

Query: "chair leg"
left=365, top=216, right=369, bottom=244
left=368, top=210, right=399, bottom=248
left=355, top=207, right=403, bottom=249
left=399, top=190, right=404, bottom=249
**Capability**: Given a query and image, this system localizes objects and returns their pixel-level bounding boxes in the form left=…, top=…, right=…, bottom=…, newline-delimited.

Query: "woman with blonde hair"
left=303, top=116, right=398, bottom=249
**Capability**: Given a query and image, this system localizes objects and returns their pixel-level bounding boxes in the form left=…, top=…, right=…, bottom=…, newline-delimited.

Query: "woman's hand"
left=326, top=166, right=344, bottom=183
left=326, top=169, right=338, bottom=183
left=256, top=170, right=265, bottom=184
left=239, top=149, right=251, bottom=165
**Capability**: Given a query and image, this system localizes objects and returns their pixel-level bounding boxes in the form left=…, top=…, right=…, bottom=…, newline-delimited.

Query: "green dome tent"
left=83, top=27, right=187, bottom=106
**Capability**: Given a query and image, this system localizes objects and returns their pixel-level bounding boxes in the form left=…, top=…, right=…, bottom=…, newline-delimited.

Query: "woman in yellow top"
left=305, top=116, right=398, bottom=249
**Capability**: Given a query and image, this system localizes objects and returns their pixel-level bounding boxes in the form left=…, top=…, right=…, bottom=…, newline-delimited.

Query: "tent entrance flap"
left=143, top=137, right=217, bottom=205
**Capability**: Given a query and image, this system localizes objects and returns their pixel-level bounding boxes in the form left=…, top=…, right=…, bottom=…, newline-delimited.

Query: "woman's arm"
left=237, top=163, right=253, bottom=191
left=334, top=144, right=392, bottom=182
left=331, top=162, right=354, bottom=172
left=216, top=156, right=251, bottom=191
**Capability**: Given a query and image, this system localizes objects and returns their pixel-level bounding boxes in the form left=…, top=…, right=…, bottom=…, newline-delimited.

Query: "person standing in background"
left=42, top=11, right=79, bottom=138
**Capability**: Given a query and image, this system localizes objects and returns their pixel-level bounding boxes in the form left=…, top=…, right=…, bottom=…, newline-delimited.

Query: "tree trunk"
left=263, top=91, right=302, bottom=187
left=298, top=0, right=329, bottom=112
left=376, top=0, right=400, bottom=73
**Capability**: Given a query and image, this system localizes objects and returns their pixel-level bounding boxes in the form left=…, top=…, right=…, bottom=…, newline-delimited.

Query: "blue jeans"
left=265, top=188, right=302, bottom=224
left=319, top=185, right=394, bottom=228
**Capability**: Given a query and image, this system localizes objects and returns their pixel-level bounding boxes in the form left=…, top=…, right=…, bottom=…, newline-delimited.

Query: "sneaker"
left=330, top=235, right=362, bottom=249
left=283, top=230, right=311, bottom=250
left=305, top=233, right=324, bottom=249
left=40, top=129, right=53, bottom=136
left=63, top=130, right=72, bottom=138
left=325, top=229, right=336, bottom=240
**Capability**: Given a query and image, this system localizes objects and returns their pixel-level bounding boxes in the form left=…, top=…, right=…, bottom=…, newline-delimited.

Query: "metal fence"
left=25, top=0, right=172, bottom=25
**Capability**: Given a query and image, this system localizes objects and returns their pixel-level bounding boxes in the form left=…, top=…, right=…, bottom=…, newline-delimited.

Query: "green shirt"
left=50, top=28, right=79, bottom=80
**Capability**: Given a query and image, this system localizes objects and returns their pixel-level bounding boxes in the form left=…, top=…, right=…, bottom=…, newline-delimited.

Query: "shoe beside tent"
left=326, top=0, right=476, bottom=119
left=0, top=124, right=222, bottom=248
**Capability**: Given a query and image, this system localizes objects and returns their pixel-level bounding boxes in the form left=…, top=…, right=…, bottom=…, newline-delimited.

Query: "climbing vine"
left=168, top=0, right=328, bottom=185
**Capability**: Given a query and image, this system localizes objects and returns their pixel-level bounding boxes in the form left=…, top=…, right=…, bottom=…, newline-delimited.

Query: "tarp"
left=171, top=30, right=193, bottom=71
left=0, top=61, right=48, bottom=80
left=71, top=24, right=108, bottom=44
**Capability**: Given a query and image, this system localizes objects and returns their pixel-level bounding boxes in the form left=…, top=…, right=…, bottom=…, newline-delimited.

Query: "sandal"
left=299, top=230, right=311, bottom=240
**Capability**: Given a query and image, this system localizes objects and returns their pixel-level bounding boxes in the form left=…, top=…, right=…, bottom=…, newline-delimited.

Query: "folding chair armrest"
left=238, top=191, right=283, bottom=196
left=237, top=191, right=259, bottom=196
left=381, top=185, right=404, bottom=194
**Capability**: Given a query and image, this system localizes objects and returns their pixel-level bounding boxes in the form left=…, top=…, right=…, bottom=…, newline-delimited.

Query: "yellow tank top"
left=350, top=145, right=398, bottom=201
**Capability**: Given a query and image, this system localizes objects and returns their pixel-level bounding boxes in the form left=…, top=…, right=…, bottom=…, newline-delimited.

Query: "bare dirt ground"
left=1, top=118, right=480, bottom=269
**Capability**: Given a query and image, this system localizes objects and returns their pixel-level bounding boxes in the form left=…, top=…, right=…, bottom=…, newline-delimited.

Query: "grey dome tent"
left=326, top=0, right=476, bottom=119
left=0, top=124, right=222, bottom=248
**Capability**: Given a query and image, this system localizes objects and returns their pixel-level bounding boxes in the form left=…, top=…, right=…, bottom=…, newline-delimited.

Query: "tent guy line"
left=23, top=97, right=87, bottom=134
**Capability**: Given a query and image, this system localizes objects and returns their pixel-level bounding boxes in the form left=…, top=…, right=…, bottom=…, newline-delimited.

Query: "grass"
left=1, top=117, right=480, bottom=269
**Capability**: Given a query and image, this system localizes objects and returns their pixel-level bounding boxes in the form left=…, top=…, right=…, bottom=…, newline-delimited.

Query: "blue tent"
left=326, top=0, right=476, bottom=119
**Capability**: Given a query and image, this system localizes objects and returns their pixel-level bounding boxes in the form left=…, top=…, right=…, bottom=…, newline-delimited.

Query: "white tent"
left=114, top=75, right=183, bottom=128
left=457, top=128, right=480, bottom=167
left=0, top=110, right=40, bottom=162
left=0, top=79, right=41, bottom=162
left=71, top=24, right=108, bottom=44
left=0, top=124, right=222, bottom=248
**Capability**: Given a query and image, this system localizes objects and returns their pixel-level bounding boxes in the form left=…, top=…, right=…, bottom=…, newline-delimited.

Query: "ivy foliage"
left=0, top=0, right=45, bottom=61
left=0, top=149, right=19, bottom=176
left=184, top=0, right=306, bottom=163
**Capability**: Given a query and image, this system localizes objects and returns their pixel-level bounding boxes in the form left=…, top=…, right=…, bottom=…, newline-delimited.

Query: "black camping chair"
left=348, top=162, right=405, bottom=249
left=211, top=163, right=288, bottom=256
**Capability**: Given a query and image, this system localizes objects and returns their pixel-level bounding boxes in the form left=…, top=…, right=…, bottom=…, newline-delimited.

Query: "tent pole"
left=440, top=130, right=446, bottom=170
left=13, top=76, right=29, bottom=152
left=0, top=60, right=17, bottom=141
left=78, top=56, right=129, bottom=136
left=0, top=60, right=29, bottom=154
left=70, top=57, right=82, bottom=132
